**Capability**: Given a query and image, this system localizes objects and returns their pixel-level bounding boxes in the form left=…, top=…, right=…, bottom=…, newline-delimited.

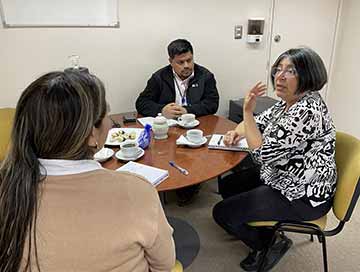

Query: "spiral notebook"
left=116, top=161, right=168, bottom=186
left=208, top=134, right=249, bottom=151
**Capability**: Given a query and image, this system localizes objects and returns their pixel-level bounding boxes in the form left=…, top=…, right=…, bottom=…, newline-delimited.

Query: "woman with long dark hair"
left=0, top=71, right=175, bottom=271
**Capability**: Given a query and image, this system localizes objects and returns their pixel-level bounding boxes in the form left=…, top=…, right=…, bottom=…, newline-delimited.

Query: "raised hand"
left=243, top=82, right=267, bottom=114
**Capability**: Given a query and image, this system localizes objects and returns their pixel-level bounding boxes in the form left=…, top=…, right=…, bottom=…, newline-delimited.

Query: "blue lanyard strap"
left=174, top=77, right=187, bottom=106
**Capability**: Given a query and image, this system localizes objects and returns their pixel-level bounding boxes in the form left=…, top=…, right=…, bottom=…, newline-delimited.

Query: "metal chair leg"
left=310, top=234, right=314, bottom=242
left=318, top=233, right=328, bottom=272
left=216, top=175, right=222, bottom=194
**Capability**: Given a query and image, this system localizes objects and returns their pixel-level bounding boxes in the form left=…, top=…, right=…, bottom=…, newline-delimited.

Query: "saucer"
left=185, top=137, right=207, bottom=148
left=177, top=119, right=200, bottom=129
left=94, top=147, right=114, bottom=162
left=115, top=148, right=145, bottom=161
left=176, top=135, right=208, bottom=148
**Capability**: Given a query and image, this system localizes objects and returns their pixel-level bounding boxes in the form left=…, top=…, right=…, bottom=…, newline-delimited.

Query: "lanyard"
left=174, top=77, right=187, bottom=106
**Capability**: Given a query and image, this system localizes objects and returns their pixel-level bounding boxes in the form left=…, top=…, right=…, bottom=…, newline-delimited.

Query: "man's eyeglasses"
left=271, top=67, right=297, bottom=78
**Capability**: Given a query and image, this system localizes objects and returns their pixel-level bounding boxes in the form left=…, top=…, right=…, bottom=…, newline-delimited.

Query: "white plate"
left=185, top=137, right=208, bottom=148
left=94, top=147, right=114, bottom=162
left=105, top=128, right=144, bottom=146
left=177, top=119, right=200, bottom=129
left=115, top=148, right=145, bottom=161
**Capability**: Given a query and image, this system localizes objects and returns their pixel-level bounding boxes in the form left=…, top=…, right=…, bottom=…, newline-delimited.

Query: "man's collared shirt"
left=172, top=70, right=194, bottom=106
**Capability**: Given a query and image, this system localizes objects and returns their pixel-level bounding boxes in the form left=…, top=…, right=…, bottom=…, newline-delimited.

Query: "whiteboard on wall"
left=0, top=0, right=119, bottom=28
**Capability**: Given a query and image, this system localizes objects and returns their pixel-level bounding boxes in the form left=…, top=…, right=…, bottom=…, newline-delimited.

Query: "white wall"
left=0, top=0, right=271, bottom=116
left=327, top=0, right=360, bottom=138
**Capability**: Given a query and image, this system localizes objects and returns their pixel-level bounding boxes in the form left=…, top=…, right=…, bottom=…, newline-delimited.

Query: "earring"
left=90, top=141, right=98, bottom=149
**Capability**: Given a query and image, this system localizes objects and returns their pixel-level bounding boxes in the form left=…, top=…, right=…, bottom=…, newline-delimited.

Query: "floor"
left=164, top=179, right=360, bottom=272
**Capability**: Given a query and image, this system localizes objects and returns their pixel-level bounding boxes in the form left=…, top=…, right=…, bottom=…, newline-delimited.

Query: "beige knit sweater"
left=22, top=168, right=175, bottom=272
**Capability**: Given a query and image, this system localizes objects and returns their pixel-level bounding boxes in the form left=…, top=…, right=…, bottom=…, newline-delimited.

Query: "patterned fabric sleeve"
left=253, top=99, right=322, bottom=165
left=254, top=101, right=283, bottom=133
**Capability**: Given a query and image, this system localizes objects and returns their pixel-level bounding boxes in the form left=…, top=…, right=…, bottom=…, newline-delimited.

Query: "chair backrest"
left=171, top=260, right=183, bottom=272
left=333, top=131, right=360, bottom=222
left=0, top=108, right=15, bottom=162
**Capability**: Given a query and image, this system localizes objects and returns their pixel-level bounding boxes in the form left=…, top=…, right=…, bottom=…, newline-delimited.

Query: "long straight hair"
left=0, top=71, right=107, bottom=271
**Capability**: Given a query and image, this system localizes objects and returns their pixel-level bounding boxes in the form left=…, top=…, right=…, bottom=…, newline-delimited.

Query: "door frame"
left=265, top=0, right=343, bottom=102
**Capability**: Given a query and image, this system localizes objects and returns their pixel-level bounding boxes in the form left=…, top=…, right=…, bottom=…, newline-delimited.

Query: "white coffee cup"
left=178, top=113, right=195, bottom=125
left=120, top=140, right=139, bottom=158
left=186, top=129, right=203, bottom=144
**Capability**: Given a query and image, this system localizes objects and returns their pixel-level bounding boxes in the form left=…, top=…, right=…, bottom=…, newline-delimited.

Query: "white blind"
left=0, top=0, right=119, bottom=27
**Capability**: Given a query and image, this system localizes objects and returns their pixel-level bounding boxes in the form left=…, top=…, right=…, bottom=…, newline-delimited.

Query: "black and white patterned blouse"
left=253, top=91, right=337, bottom=207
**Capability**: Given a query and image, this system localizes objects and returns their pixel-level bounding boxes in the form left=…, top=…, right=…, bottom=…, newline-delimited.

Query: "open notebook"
left=116, top=161, right=168, bottom=186
left=208, top=134, right=249, bottom=151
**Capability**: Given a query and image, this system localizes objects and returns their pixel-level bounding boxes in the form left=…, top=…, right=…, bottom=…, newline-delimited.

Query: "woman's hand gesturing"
left=243, top=82, right=267, bottom=114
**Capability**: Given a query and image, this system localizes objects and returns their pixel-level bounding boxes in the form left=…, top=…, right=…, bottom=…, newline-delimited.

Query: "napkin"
left=176, top=135, right=195, bottom=145
left=137, top=117, right=178, bottom=127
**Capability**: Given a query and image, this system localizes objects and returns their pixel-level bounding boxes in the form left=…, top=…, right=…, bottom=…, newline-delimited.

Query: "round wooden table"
left=102, top=114, right=247, bottom=192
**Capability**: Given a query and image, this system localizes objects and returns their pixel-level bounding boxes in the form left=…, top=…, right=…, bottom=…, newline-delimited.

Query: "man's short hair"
left=167, top=39, right=193, bottom=59
left=271, top=47, right=328, bottom=94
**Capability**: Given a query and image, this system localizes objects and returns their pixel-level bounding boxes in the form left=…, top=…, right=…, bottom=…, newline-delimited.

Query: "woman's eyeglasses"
left=271, top=67, right=297, bottom=78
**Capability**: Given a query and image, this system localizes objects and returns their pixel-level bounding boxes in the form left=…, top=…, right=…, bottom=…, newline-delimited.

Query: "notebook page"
left=117, top=161, right=168, bottom=186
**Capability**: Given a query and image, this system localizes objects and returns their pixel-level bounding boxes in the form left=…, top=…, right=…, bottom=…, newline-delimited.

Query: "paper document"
left=116, top=161, right=168, bottom=186
left=208, top=134, right=249, bottom=151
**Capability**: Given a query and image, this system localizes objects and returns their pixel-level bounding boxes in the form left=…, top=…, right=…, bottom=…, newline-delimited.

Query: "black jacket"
left=135, top=64, right=219, bottom=117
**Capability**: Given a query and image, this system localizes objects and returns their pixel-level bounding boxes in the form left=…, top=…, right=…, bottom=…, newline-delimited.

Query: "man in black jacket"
left=136, top=39, right=219, bottom=205
left=136, top=39, right=219, bottom=118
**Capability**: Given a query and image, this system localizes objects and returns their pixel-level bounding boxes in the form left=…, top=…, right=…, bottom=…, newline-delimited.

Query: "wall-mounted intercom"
left=247, top=18, right=265, bottom=44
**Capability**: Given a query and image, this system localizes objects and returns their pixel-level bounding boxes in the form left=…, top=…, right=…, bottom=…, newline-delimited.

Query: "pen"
left=169, top=161, right=189, bottom=175
left=217, top=135, right=223, bottom=145
left=110, top=117, right=121, bottom=128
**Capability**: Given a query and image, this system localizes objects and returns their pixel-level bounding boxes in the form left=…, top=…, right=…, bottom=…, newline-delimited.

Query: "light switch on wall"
left=234, top=25, right=242, bottom=39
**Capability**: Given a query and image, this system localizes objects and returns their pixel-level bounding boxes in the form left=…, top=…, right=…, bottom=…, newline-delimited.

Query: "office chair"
left=248, top=131, right=360, bottom=272
left=171, top=260, right=183, bottom=272
left=0, top=108, right=15, bottom=162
